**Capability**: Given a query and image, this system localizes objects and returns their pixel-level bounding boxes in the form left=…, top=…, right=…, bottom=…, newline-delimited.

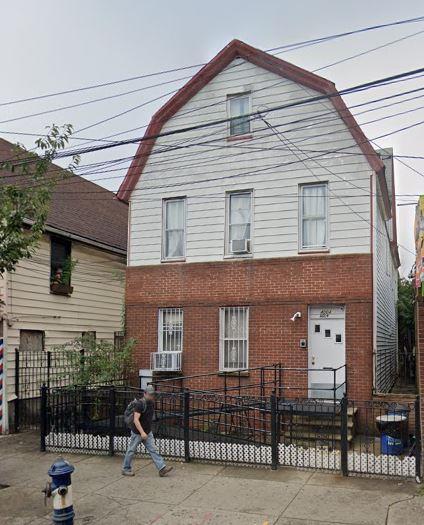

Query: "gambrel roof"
left=117, top=39, right=389, bottom=215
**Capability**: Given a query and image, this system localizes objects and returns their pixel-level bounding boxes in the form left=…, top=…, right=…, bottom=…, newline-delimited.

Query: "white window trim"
left=224, top=190, right=253, bottom=257
left=226, top=92, right=252, bottom=137
left=219, top=306, right=249, bottom=371
left=158, top=308, right=184, bottom=353
left=298, top=182, right=329, bottom=252
left=161, top=197, right=187, bottom=261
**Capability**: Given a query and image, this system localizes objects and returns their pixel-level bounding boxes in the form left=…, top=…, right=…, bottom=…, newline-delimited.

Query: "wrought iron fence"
left=14, top=348, right=127, bottom=432
left=41, top=384, right=421, bottom=480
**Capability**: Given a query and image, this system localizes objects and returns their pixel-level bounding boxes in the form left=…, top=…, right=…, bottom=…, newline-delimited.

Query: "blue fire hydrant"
left=42, top=457, right=75, bottom=524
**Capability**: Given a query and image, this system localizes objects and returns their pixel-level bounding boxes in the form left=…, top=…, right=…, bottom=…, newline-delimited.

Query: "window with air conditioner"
left=158, top=308, right=183, bottom=353
left=226, top=191, right=252, bottom=255
left=219, top=307, right=249, bottom=371
left=227, top=93, right=251, bottom=136
left=162, top=198, right=186, bottom=260
left=299, top=183, right=328, bottom=250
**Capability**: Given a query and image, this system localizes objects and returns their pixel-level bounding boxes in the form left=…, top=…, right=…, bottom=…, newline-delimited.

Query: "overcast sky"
left=1, top=1, right=423, bottom=275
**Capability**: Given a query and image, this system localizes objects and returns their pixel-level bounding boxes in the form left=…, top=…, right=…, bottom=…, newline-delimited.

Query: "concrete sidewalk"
left=0, top=433, right=423, bottom=525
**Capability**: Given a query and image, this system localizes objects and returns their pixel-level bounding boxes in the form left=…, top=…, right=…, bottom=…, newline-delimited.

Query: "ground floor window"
left=219, top=306, right=249, bottom=371
left=19, top=330, right=44, bottom=352
left=158, top=308, right=183, bottom=352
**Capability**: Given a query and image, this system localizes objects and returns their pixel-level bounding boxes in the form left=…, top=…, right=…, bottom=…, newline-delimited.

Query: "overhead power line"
left=1, top=14, right=422, bottom=109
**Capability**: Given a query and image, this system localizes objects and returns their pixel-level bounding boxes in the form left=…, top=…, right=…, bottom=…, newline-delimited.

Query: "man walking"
left=122, top=385, right=173, bottom=477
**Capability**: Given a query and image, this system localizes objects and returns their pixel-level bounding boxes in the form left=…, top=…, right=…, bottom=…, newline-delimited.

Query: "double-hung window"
left=158, top=308, right=183, bottom=353
left=219, top=307, right=249, bottom=371
left=299, top=183, right=328, bottom=250
left=227, top=93, right=251, bottom=136
left=227, top=191, right=252, bottom=254
left=162, top=198, right=186, bottom=260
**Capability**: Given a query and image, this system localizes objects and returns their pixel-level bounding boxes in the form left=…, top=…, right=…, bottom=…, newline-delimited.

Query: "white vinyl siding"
left=162, top=198, right=186, bottom=260
left=226, top=191, right=252, bottom=254
left=129, top=58, right=373, bottom=266
left=219, top=307, right=249, bottom=371
left=227, top=93, right=251, bottom=136
left=2, top=234, right=125, bottom=413
left=299, top=183, right=328, bottom=250
left=158, top=308, right=183, bottom=352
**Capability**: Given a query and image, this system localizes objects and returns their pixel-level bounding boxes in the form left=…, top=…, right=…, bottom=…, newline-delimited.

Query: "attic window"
left=227, top=93, right=251, bottom=136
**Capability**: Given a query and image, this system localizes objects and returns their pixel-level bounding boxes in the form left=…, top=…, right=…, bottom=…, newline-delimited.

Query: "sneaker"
left=122, top=470, right=135, bottom=477
left=159, top=466, right=173, bottom=477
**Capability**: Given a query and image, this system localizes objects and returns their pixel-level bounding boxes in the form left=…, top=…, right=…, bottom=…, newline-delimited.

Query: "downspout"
left=371, top=173, right=377, bottom=394
left=1, top=271, right=9, bottom=433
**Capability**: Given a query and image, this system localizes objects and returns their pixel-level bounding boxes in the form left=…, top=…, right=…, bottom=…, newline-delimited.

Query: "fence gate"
left=14, top=348, right=77, bottom=431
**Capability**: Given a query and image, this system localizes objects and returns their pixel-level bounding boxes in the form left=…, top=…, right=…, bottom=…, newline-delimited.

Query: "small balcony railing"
left=151, top=351, right=182, bottom=372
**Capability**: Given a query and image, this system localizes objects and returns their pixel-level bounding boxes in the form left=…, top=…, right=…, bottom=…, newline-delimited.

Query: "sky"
left=1, top=1, right=423, bottom=276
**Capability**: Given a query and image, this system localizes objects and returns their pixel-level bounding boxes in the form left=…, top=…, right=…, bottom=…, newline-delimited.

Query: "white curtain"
left=229, top=193, right=251, bottom=242
left=302, top=185, right=327, bottom=248
left=165, top=200, right=184, bottom=258
left=229, top=96, right=250, bottom=135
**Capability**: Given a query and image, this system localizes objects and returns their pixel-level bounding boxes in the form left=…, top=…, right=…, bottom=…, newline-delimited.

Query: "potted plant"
left=50, top=257, right=78, bottom=295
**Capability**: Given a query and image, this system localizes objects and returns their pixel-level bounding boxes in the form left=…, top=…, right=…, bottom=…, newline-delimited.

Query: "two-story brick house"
left=118, top=40, right=399, bottom=401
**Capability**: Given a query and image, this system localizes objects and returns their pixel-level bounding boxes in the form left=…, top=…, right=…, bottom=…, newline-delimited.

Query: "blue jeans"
left=122, top=431, right=166, bottom=472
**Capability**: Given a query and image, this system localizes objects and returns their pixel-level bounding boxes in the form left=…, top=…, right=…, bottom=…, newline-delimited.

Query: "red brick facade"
left=126, top=253, right=374, bottom=401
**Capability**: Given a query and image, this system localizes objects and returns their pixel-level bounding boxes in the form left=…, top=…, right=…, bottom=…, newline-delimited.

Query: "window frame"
left=19, top=330, right=45, bottom=352
left=158, top=308, right=184, bottom=353
left=161, top=197, right=187, bottom=262
left=225, top=190, right=253, bottom=257
left=298, top=182, right=329, bottom=252
left=50, top=235, right=72, bottom=283
left=226, top=92, right=252, bottom=137
left=219, top=306, right=249, bottom=371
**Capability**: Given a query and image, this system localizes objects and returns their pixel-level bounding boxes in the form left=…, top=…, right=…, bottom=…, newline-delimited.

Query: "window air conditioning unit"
left=231, top=239, right=250, bottom=254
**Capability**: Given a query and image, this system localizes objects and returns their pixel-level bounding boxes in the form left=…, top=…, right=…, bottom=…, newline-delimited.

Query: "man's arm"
left=133, top=411, right=148, bottom=440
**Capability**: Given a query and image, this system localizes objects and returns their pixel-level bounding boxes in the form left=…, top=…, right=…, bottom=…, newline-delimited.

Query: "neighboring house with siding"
left=0, top=138, right=128, bottom=433
left=118, top=40, right=399, bottom=402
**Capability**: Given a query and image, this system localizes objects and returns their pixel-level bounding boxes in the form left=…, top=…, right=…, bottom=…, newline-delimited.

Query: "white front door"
left=308, top=305, right=346, bottom=399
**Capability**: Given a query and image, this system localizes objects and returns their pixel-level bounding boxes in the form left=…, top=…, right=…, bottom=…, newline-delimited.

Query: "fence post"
left=270, top=393, right=278, bottom=470
left=40, top=384, right=47, bottom=452
left=340, top=393, right=349, bottom=477
left=183, top=390, right=190, bottom=463
left=14, top=348, right=20, bottom=433
left=415, top=396, right=422, bottom=482
left=109, top=387, right=116, bottom=457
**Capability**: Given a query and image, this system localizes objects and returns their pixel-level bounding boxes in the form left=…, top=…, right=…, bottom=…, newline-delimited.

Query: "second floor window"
left=50, top=236, right=72, bottom=284
left=299, top=183, right=328, bottom=250
left=227, top=191, right=252, bottom=255
left=158, top=308, right=183, bottom=352
left=163, top=198, right=186, bottom=260
left=227, top=93, right=251, bottom=136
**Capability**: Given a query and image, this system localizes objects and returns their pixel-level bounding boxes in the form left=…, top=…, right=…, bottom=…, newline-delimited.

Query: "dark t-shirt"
left=129, top=399, right=154, bottom=435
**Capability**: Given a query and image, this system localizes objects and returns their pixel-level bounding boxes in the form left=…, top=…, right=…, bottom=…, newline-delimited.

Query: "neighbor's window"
left=227, top=191, right=252, bottom=255
left=162, top=198, right=186, bottom=260
left=158, top=308, right=183, bottom=352
left=219, top=307, right=249, bottom=371
left=20, top=330, right=44, bottom=352
left=50, top=236, right=72, bottom=283
left=114, top=331, right=125, bottom=351
left=299, top=183, right=328, bottom=250
left=227, top=93, right=251, bottom=136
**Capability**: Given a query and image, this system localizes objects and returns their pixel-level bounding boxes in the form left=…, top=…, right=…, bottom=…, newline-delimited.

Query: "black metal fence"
left=40, top=385, right=421, bottom=479
left=14, top=348, right=127, bottom=432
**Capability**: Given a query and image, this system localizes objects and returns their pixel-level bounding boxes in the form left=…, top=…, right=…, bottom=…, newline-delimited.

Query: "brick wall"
left=126, top=253, right=373, bottom=400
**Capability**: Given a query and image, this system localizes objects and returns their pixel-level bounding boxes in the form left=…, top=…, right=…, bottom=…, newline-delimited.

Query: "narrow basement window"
left=314, top=324, right=320, bottom=333
left=325, top=329, right=331, bottom=338
left=335, top=334, right=342, bottom=343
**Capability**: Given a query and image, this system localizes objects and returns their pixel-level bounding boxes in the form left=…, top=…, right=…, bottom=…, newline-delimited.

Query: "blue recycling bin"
left=376, top=414, right=407, bottom=455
